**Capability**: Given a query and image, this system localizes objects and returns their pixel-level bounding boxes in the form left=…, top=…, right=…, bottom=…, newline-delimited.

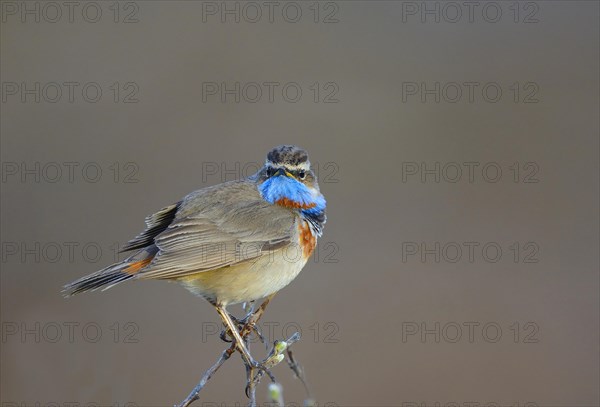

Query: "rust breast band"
left=275, top=198, right=317, bottom=210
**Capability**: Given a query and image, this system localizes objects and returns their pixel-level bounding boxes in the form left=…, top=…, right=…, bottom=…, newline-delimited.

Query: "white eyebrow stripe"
left=265, top=161, right=311, bottom=171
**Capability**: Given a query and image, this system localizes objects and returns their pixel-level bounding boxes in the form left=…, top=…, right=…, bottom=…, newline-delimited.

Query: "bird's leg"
left=240, top=295, right=283, bottom=396
left=215, top=305, right=264, bottom=370
left=215, top=305, right=276, bottom=401
left=239, top=294, right=276, bottom=340
left=242, top=300, right=256, bottom=316
left=229, top=301, right=255, bottom=326
left=219, top=295, right=275, bottom=344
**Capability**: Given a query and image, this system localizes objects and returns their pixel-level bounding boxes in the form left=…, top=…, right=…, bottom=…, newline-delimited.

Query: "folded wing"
left=134, top=180, right=295, bottom=280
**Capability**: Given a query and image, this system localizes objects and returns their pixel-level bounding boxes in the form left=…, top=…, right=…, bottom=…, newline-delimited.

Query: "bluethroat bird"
left=64, top=145, right=326, bottom=372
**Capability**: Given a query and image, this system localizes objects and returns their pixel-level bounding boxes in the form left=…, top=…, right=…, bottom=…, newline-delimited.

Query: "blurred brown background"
left=1, top=1, right=598, bottom=406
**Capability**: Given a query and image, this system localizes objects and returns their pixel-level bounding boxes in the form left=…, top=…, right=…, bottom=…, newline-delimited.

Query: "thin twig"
left=246, top=362, right=257, bottom=407
left=244, top=323, right=257, bottom=407
left=176, top=346, right=235, bottom=407
left=177, top=296, right=309, bottom=407
left=286, top=348, right=312, bottom=400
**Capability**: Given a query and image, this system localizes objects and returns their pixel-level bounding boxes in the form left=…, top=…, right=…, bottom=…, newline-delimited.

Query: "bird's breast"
left=298, top=218, right=317, bottom=259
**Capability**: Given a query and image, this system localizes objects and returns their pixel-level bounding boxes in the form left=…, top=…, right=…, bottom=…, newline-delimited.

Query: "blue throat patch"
left=259, top=175, right=326, bottom=216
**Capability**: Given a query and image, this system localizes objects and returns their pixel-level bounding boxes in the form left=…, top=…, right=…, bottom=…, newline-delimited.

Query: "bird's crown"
left=265, top=145, right=310, bottom=171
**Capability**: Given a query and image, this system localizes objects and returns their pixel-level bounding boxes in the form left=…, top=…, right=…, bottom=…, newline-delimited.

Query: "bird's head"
left=256, top=145, right=326, bottom=214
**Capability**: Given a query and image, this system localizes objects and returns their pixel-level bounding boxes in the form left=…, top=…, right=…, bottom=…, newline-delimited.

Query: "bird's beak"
left=275, top=168, right=293, bottom=178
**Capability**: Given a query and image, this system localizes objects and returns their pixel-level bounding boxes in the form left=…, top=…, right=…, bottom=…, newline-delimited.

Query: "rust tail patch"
left=124, top=257, right=153, bottom=274
left=63, top=252, right=155, bottom=296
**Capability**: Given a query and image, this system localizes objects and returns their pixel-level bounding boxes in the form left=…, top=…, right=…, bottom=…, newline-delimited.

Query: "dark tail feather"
left=62, top=248, right=156, bottom=297
left=62, top=262, right=135, bottom=297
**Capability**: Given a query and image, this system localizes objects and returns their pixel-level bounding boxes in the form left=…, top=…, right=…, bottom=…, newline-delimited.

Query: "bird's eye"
left=266, top=168, right=274, bottom=177
left=298, top=171, right=306, bottom=180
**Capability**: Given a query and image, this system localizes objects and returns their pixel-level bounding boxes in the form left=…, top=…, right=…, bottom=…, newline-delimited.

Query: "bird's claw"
left=244, top=359, right=273, bottom=398
left=219, top=328, right=233, bottom=343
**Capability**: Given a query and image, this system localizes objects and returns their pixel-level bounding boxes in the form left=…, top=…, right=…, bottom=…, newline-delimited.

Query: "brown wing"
left=133, top=180, right=296, bottom=280
left=120, top=202, right=180, bottom=252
